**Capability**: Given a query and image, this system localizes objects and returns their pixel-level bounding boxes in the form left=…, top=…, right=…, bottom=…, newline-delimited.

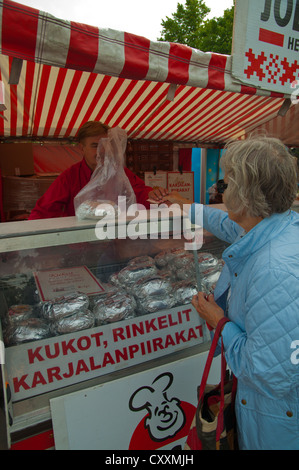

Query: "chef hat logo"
left=129, top=372, right=186, bottom=442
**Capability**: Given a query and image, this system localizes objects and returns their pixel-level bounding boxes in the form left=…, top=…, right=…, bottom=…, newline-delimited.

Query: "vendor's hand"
left=148, top=187, right=170, bottom=202
left=191, top=292, right=225, bottom=330
left=165, top=191, right=193, bottom=207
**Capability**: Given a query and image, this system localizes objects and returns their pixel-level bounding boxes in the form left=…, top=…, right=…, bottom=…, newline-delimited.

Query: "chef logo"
left=128, top=372, right=195, bottom=450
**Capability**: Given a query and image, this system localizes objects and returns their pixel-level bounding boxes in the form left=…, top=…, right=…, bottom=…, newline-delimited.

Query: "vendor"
left=28, top=121, right=168, bottom=220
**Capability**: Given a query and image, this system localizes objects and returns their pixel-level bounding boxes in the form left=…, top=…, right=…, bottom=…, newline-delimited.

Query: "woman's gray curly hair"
left=221, top=136, right=298, bottom=218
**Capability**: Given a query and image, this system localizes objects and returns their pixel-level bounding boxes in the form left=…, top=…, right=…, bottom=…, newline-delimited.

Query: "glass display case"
left=0, top=211, right=228, bottom=449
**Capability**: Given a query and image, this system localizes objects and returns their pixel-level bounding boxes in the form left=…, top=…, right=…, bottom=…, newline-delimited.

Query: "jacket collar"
left=223, top=210, right=294, bottom=261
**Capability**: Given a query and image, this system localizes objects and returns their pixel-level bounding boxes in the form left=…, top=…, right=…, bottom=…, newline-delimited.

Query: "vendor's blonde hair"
left=221, top=136, right=298, bottom=218
left=77, top=121, right=110, bottom=142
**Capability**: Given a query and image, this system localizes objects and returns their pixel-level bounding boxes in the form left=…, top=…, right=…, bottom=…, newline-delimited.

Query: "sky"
left=14, top=0, right=234, bottom=41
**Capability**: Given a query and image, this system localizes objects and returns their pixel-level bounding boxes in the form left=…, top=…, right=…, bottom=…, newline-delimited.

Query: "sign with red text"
left=232, top=0, right=299, bottom=95
left=6, top=305, right=207, bottom=401
left=167, top=172, right=194, bottom=202
left=51, top=354, right=222, bottom=450
left=34, top=266, right=105, bottom=301
left=51, top=353, right=221, bottom=450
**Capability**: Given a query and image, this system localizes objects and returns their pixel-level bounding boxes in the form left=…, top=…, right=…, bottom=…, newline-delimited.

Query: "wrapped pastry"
left=154, top=248, right=186, bottom=268
left=40, top=292, right=89, bottom=321
left=117, top=263, right=157, bottom=286
left=76, top=199, right=118, bottom=220
left=130, top=275, right=173, bottom=299
left=173, top=280, right=198, bottom=305
left=128, top=255, right=155, bottom=266
left=201, top=267, right=222, bottom=294
left=4, top=318, right=50, bottom=346
left=51, top=310, right=95, bottom=335
left=93, top=292, right=136, bottom=324
left=173, top=252, right=220, bottom=281
left=108, top=272, right=122, bottom=287
left=136, top=294, right=176, bottom=315
left=89, top=283, right=124, bottom=309
left=197, top=252, right=219, bottom=271
left=169, top=253, right=193, bottom=269
left=176, top=268, right=193, bottom=281
left=7, top=304, right=33, bottom=325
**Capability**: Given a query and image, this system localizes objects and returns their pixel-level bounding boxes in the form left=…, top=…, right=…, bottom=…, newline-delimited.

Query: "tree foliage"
left=198, top=7, right=235, bottom=54
left=158, top=1, right=235, bottom=55
left=158, top=0, right=210, bottom=49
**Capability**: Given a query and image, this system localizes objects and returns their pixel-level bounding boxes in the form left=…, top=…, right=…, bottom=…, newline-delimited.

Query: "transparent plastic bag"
left=74, top=127, right=136, bottom=219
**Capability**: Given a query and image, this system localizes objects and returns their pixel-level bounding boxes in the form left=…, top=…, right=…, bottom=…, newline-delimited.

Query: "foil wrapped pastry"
left=173, top=280, right=198, bottom=305
left=127, top=255, right=155, bottom=267
left=40, top=292, right=90, bottom=321
left=201, top=267, right=222, bottom=294
left=130, top=275, right=173, bottom=299
left=7, top=304, right=34, bottom=325
left=197, top=252, right=219, bottom=271
left=136, top=295, right=176, bottom=315
left=154, top=248, right=186, bottom=268
left=4, top=318, right=50, bottom=346
left=93, top=292, right=136, bottom=324
left=51, top=310, right=95, bottom=335
left=117, top=263, right=157, bottom=286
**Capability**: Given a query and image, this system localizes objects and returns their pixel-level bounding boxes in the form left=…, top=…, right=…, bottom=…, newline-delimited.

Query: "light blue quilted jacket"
left=190, top=205, right=299, bottom=450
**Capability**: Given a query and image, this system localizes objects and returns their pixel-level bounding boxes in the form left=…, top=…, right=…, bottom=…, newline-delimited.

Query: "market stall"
left=0, top=0, right=298, bottom=450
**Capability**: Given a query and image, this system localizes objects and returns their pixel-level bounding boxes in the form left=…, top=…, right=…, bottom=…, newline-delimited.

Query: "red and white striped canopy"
left=0, top=0, right=297, bottom=145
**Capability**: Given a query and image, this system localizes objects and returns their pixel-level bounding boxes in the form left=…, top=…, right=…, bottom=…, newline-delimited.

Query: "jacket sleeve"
left=28, top=173, right=71, bottom=220
left=222, top=267, right=299, bottom=398
left=189, top=204, right=243, bottom=244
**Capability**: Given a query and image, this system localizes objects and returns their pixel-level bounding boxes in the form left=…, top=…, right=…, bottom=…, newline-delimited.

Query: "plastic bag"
left=74, top=127, right=136, bottom=219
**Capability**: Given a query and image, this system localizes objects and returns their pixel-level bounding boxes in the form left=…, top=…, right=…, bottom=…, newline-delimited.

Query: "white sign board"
left=144, top=172, right=167, bottom=189
left=232, top=0, right=299, bottom=95
left=6, top=305, right=207, bottom=401
left=50, top=352, right=221, bottom=450
left=34, top=266, right=105, bottom=301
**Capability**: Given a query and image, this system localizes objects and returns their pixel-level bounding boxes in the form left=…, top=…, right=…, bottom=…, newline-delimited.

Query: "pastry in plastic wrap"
left=51, top=310, right=95, bottom=335
left=40, top=292, right=89, bottom=321
left=76, top=199, right=119, bottom=220
left=93, top=292, right=136, bottom=324
left=173, top=280, right=198, bottom=305
left=4, top=318, right=50, bottom=346
left=117, top=263, right=157, bottom=286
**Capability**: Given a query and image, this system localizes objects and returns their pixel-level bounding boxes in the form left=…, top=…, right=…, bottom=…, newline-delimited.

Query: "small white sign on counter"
left=34, top=266, right=105, bottom=301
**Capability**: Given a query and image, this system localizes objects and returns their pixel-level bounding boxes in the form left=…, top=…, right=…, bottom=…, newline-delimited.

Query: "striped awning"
left=0, top=0, right=296, bottom=145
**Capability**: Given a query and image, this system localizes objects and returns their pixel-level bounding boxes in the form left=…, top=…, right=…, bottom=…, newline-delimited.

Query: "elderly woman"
left=169, top=137, right=299, bottom=450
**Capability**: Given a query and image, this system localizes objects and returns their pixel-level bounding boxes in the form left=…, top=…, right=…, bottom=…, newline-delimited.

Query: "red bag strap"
left=216, top=337, right=227, bottom=441
left=198, top=317, right=230, bottom=403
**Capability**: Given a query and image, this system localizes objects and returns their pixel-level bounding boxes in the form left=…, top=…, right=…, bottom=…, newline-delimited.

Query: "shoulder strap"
left=198, top=317, right=230, bottom=402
